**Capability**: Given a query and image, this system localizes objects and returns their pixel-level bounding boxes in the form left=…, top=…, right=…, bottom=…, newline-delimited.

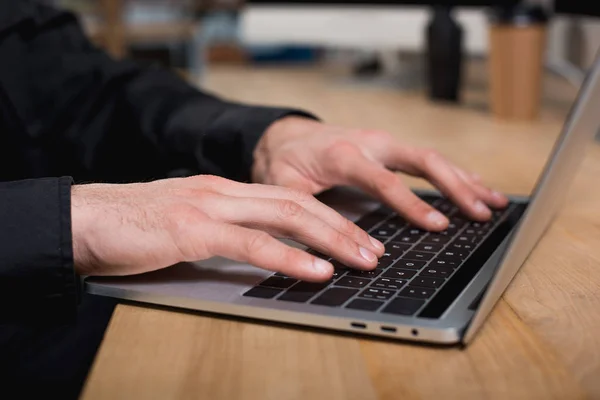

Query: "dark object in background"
left=554, top=0, right=600, bottom=18
left=353, top=57, right=384, bottom=77
left=426, top=5, right=463, bottom=102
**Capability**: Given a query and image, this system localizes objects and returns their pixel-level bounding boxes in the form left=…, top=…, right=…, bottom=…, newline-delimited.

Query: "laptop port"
left=411, top=329, right=419, bottom=336
left=380, top=326, right=397, bottom=333
left=351, top=322, right=367, bottom=329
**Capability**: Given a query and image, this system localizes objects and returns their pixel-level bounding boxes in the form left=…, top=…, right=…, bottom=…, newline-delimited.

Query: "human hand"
left=71, top=176, right=384, bottom=280
left=252, top=117, right=509, bottom=231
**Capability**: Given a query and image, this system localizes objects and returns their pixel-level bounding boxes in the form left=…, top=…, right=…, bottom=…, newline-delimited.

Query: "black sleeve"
left=0, top=1, right=317, bottom=183
left=0, top=177, right=77, bottom=324
left=0, top=1, right=318, bottom=322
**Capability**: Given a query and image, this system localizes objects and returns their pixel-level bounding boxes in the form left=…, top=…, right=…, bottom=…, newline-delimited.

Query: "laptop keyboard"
left=243, top=195, right=521, bottom=318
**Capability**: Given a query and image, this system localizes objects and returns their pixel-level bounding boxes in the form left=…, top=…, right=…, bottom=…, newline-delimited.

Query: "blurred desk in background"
left=81, top=66, right=600, bottom=399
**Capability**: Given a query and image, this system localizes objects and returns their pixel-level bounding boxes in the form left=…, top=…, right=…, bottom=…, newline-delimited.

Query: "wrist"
left=71, top=185, right=97, bottom=275
left=252, top=116, right=321, bottom=183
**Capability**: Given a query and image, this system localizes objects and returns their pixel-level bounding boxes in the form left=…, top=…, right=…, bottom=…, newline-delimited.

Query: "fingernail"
left=427, top=211, right=448, bottom=228
left=312, top=258, right=333, bottom=276
left=474, top=200, right=491, bottom=216
left=369, top=236, right=385, bottom=251
left=359, top=246, right=377, bottom=262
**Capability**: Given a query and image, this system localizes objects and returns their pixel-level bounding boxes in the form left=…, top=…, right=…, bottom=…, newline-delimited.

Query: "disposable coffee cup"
left=488, top=5, right=549, bottom=120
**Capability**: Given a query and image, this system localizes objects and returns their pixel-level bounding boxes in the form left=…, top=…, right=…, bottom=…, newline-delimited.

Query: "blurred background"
left=45, top=0, right=600, bottom=126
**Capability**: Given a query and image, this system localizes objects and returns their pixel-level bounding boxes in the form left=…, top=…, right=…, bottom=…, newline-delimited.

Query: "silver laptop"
left=85, top=52, right=600, bottom=346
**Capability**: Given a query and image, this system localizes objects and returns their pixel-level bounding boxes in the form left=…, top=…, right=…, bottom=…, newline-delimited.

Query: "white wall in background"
left=241, top=6, right=489, bottom=55
left=241, top=5, right=600, bottom=66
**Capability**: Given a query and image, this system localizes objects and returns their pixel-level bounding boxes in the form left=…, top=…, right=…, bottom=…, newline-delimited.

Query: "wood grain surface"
left=81, top=65, right=600, bottom=400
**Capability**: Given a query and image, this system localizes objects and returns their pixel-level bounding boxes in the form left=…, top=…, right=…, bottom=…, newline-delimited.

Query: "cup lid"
left=488, top=4, right=549, bottom=25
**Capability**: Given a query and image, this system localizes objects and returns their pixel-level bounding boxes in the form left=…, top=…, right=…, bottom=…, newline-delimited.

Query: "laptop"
left=85, top=52, right=600, bottom=346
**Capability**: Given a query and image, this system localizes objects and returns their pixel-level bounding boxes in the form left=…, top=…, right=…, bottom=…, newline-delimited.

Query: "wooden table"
left=81, top=66, right=600, bottom=399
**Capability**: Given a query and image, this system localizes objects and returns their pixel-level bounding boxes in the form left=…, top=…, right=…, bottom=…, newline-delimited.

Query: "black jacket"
left=0, top=0, right=314, bottom=323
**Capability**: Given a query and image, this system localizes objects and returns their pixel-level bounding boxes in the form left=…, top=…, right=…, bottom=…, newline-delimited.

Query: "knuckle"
left=373, top=172, right=398, bottom=193
left=244, top=232, right=272, bottom=255
left=195, top=174, right=232, bottom=188
left=327, top=228, right=350, bottom=249
left=176, top=187, right=218, bottom=201
left=421, top=149, right=443, bottom=168
left=164, top=205, right=211, bottom=259
left=342, top=217, right=362, bottom=237
left=275, top=199, right=305, bottom=220
left=286, top=188, right=314, bottom=204
left=324, top=140, right=359, bottom=160
left=166, top=204, right=205, bottom=234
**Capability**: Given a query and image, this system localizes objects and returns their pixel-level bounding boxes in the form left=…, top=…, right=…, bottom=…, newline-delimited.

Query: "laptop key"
left=421, top=234, right=452, bottom=245
left=470, top=221, right=491, bottom=230
left=420, top=266, right=453, bottom=279
left=430, top=257, right=461, bottom=269
left=277, top=281, right=329, bottom=303
left=399, top=286, right=436, bottom=299
left=336, top=276, right=371, bottom=289
left=332, top=268, right=347, bottom=279
left=311, top=287, right=359, bottom=307
left=377, top=257, right=397, bottom=269
left=383, top=268, right=417, bottom=279
left=380, top=220, right=405, bottom=231
left=450, top=216, right=468, bottom=227
left=382, top=297, right=425, bottom=316
left=371, top=277, right=408, bottom=290
left=412, top=276, right=445, bottom=288
left=355, top=209, right=389, bottom=231
left=394, top=235, right=419, bottom=244
left=413, top=243, right=444, bottom=253
left=346, top=299, right=385, bottom=311
left=435, top=201, right=456, bottom=215
left=346, top=269, right=383, bottom=279
left=439, top=250, right=467, bottom=259
left=464, top=227, right=488, bottom=237
left=404, top=227, right=427, bottom=236
left=448, top=242, right=475, bottom=253
left=371, top=228, right=396, bottom=238
left=454, top=235, right=477, bottom=244
left=379, top=251, right=399, bottom=264
left=285, top=281, right=330, bottom=292
left=492, top=210, right=505, bottom=221
left=402, top=251, right=435, bottom=262
left=392, top=259, right=426, bottom=270
left=259, top=276, right=298, bottom=289
left=243, top=287, right=283, bottom=299
left=385, top=241, right=412, bottom=254
left=443, top=228, right=461, bottom=236
left=359, top=288, right=396, bottom=300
